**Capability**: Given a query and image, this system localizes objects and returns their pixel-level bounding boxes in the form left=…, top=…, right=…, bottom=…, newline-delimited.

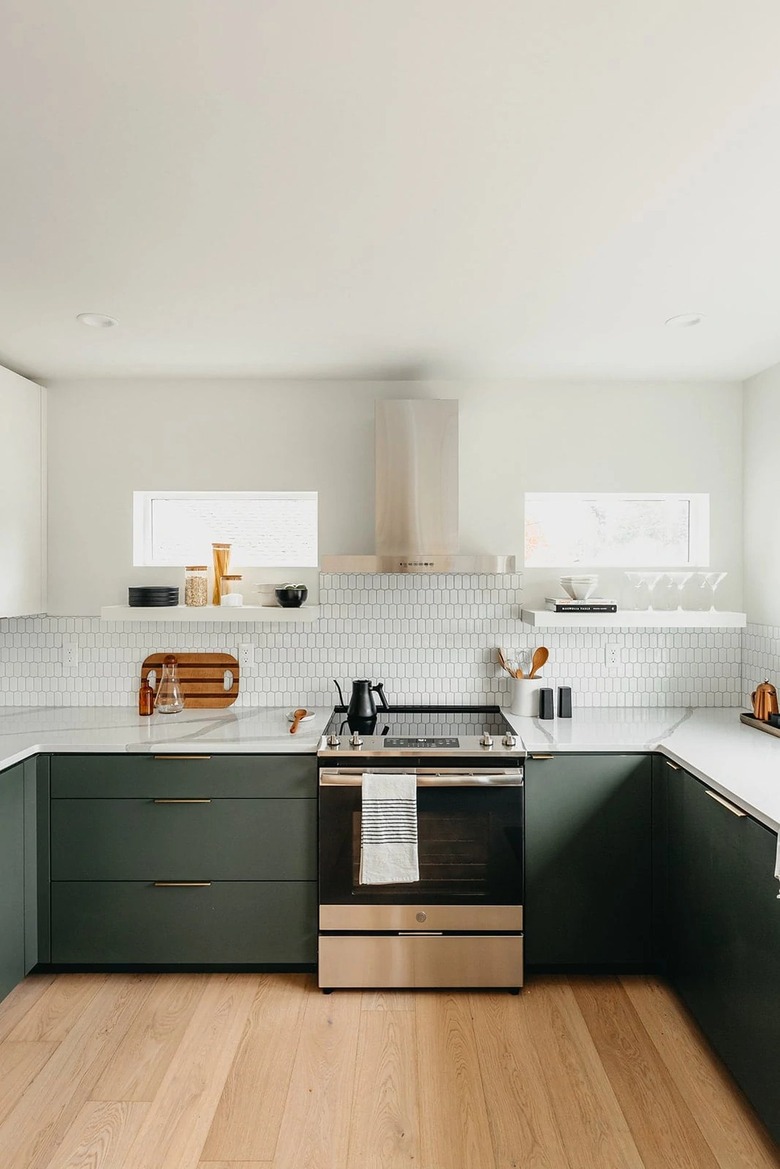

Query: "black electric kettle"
left=333, top=678, right=390, bottom=725
left=347, top=679, right=389, bottom=720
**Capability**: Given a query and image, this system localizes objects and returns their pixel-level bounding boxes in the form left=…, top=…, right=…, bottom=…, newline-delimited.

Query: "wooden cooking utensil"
left=528, top=646, right=549, bottom=679
left=497, top=649, right=512, bottom=676
left=289, top=707, right=308, bottom=734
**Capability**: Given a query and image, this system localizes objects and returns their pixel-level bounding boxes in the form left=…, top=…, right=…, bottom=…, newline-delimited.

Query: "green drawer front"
left=51, top=881, right=317, bottom=965
left=49, top=754, right=317, bottom=799
left=51, top=797, right=317, bottom=881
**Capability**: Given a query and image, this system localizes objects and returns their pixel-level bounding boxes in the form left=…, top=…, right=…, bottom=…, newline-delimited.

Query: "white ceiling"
left=3, top=0, right=780, bottom=381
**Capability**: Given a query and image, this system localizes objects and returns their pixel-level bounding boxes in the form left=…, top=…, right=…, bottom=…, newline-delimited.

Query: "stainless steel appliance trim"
left=319, top=553, right=518, bottom=573
left=704, top=789, right=747, bottom=817
left=319, top=768, right=523, bottom=787
left=318, top=933, right=524, bottom=989
left=319, top=904, right=523, bottom=931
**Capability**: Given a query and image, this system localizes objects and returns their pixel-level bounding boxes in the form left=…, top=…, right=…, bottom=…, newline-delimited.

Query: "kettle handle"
left=333, top=679, right=346, bottom=707
left=372, top=682, right=389, bottom=711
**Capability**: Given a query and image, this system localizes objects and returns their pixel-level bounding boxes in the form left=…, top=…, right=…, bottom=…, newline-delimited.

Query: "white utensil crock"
left=509, top=677, right=543, bottom=717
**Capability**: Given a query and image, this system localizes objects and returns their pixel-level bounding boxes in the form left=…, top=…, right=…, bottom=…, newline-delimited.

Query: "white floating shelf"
left=520, top=608, right=746, bottom=629
left=100, top=605, right=320, bottom=624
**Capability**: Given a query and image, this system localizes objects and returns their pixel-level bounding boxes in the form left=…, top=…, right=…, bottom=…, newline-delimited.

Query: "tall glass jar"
left=212, top=543, right=231, bottom=605
left=184, top=565, right=208, bottom=607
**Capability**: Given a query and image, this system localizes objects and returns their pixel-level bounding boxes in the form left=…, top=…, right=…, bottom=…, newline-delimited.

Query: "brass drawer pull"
left=665, top=760, right=682, bottom=770
left=153, top=881, right=212, bottom=888
left=153, top=798, right=212, bottom=804
left=704, top=789, right=746, bottom=818
left=530, top=754, right=554, bottom=760
left=153, top=755, right=212, bottom=761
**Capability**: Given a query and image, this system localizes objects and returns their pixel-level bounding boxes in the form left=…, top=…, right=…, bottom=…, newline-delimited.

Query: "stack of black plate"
left=128, top=586, right=180, bottom=607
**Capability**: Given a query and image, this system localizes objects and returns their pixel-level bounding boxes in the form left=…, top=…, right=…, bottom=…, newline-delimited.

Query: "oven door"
left=318, top=768, right=524, bottom=931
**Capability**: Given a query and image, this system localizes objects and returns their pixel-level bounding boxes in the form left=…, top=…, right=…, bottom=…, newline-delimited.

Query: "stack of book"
left=545, top=597, right=618, bottom=613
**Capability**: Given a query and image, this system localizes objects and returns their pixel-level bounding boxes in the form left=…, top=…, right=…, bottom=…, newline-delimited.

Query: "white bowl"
left=560, top=577, right=598, bottom=600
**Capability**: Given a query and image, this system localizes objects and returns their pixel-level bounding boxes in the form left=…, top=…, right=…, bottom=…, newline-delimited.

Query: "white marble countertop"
left=505, top=706, right=780, bottom=834
left=0, top=705, right=333, bottom=769
left=0, top=703, right=778, bottom=836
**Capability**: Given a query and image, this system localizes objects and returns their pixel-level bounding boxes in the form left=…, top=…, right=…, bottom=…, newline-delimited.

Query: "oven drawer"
left=319, top=903, right=522, bottom=931
left=318, top=933, right=523, bottom=989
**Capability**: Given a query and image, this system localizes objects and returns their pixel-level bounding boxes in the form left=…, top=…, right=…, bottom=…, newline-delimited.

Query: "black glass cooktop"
left=324, top=705, right=512, bottom=742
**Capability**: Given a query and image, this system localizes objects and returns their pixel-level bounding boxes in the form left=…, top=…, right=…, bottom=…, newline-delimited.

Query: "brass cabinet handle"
left=665, top=760, right=682, bottom=770
left=153, top=755, right=212, bottom=760
left=153, top=798, right=212, bottom=804
left=153, top=881, right=212, bottom=888
left=529, top=754, right=555, bottom=760
left=704, top=789, right=746, bottom=818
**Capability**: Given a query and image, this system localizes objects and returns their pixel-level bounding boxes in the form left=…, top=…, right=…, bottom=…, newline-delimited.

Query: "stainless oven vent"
left=321, top=399, right=517, bottom=574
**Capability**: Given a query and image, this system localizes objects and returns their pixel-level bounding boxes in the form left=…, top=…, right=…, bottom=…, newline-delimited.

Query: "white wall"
left=45, top=378, right=744, bottom=615
left=743, top=362, right=780, bottom=625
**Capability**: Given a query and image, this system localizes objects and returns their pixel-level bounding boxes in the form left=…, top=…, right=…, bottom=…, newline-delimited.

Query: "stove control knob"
left=326, top=734, right=340, bottom=748
left=502, top=733, right=518, bottom=748
left=350, top=732, right=364, bottom=748
left=480, top=732, right=494, bottom=748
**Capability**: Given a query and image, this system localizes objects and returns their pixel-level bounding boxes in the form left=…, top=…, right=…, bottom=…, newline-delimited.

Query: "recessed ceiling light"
left=76, top=312, right=118, bottom=328
left=664, top=313, right=704, bottom=328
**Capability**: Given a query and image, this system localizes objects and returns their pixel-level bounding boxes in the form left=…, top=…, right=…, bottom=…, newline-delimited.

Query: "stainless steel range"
left=317, top=705, right=525, bottom=991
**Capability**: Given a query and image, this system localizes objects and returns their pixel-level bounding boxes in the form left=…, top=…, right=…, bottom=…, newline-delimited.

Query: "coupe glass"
left=624, top=572, right=650, bottom=611
left=701, top=571, right=727, bottom=611
left=689, top=571, right=727, bottom=611
left=642, top=572, right=664, bottom=610
left=668, top=571, right=693, bottom=610
left=650, top=573, right=677, bottom=611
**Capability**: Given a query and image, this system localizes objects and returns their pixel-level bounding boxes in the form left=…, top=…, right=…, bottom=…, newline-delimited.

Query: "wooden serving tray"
left=739, top=712, right=780, bottom=740
left=142, top=652, right=240, bottom=708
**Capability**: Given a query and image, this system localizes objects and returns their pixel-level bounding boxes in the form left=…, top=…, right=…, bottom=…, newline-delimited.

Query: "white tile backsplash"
left=742, top=623, right=780, bottom=709
left=0, top=573, right=745, bottom=708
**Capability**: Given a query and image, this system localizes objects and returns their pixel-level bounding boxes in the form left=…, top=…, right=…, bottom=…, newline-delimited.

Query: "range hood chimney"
left=321, top=399, right=517, bottom=574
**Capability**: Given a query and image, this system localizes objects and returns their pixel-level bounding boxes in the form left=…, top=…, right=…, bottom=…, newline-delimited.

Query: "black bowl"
left=275, top=585, right=308, bottom=608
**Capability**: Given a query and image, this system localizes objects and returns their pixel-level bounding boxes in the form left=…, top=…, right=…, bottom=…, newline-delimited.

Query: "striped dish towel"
left=359, top=772, right=419, bottom=885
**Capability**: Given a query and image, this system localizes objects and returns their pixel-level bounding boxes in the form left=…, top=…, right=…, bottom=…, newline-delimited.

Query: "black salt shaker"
left=539, top=688, right=555, bottom=720
left=558, top=686, right=572, bottom=718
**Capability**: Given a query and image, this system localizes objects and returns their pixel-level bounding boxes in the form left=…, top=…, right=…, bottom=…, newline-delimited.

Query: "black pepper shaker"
left=539, top=688, right=554, bottom=720
left=558, top=686, right=572, bottom=718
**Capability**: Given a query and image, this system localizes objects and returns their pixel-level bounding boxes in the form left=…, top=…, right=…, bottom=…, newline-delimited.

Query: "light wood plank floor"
left=0, top=972, right=776, bottom=1169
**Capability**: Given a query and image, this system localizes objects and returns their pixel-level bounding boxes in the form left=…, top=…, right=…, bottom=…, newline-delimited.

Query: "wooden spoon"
left=289, top=707, right=308, bottom=734
left=497, top=649, right=512, bottom=676
left=528, top=646, right=549, bottom=679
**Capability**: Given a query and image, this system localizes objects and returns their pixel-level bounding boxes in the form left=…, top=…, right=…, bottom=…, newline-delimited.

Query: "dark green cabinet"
left=48, top=753, right=317, bottom=968
left=664, top=760, right=780, bottom=1143
left=0, top=763, right=25, bottom=999
left=525, top=753, right=652, bottom=969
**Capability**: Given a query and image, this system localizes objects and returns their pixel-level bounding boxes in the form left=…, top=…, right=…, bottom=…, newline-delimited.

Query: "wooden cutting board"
left=142, top=652, right=240, bottom=708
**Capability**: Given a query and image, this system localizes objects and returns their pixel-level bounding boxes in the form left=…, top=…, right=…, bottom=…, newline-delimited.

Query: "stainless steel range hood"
left=321, top=399, right=517, bottom=574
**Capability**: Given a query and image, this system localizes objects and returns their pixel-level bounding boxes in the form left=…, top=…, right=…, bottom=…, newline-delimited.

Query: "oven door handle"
left=319, top=769, right=523, bottom=787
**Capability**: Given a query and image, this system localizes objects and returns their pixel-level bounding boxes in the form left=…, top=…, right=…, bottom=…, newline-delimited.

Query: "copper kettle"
left=751, top=680, right=779, bottom=721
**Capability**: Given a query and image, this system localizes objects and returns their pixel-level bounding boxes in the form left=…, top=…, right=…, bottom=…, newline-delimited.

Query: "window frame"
left=132, top=490, right=319, bottom=568
left=523, top=491, right=710, bottom=569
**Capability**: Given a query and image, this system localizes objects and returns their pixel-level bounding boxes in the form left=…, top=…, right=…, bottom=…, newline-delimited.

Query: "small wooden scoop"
left=289, top=708, right=308, bottom=734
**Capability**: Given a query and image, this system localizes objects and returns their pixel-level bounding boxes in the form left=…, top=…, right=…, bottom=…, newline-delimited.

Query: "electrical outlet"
left=62, top=641, right=79, bottom=668
left=238, top=643, right=254, bottom=668
left=604, top=643, right=620, bottom=669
